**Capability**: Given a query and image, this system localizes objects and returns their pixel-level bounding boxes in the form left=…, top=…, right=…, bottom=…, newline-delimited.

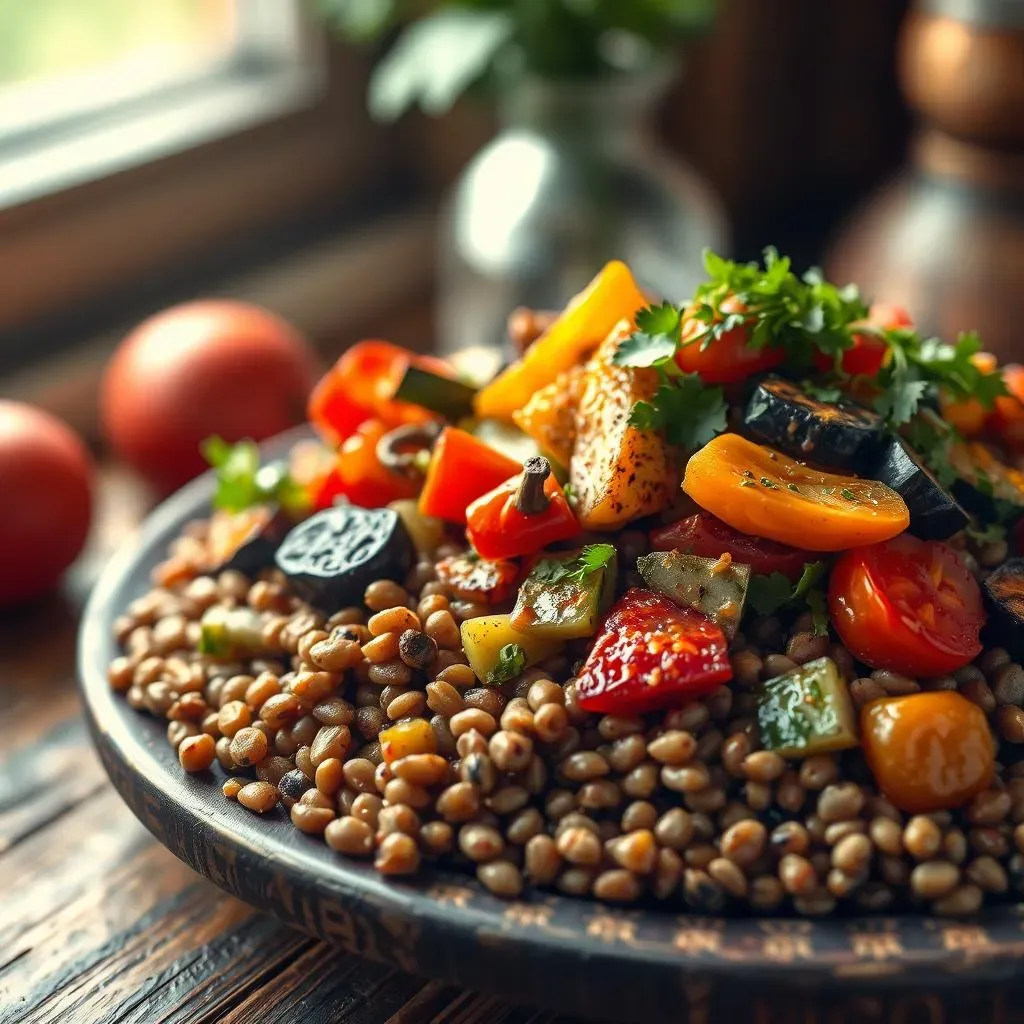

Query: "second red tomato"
left=828, top=535, right=984, bottom=677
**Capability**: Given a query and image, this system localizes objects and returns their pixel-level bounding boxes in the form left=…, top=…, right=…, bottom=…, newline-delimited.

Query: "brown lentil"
left=178, top=733, right=216, bottom=772
left=237, top=781, right=279, bottom=814
left=904, top=816, right=943, bottom=860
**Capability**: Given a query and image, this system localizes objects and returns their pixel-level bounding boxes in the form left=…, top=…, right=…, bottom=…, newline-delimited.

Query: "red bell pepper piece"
left=308, top=340, right=452, bottom=446
left=576, top=588, right=732, bottom=715
left=289, top=421, right=416, bottom=510
left=418, top=427, right=521, bottom=525
left=436, top=553, right=520, bottom=605
left=466, top=456, right=580, bottom=560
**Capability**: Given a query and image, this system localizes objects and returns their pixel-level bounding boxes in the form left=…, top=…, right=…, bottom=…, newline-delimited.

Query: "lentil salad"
left=109, top=250, right=1024, bottom=918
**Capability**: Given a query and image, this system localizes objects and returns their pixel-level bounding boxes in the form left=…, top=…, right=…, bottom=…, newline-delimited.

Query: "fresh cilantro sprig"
left=488, top=643, right=526, bottom=685
left=747, top=562, right=830, bottom=636
left=628, top=374, right=728, bottom=450
left=532, top=543, right=616, bottom=585
left=202, top=436, right=309, bottom=516
left=902, top=410, right=962, bottom=490
left=873, top=328, right=1006, bottom=427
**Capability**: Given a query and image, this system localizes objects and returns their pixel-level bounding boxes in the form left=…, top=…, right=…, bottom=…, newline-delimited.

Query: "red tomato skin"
left=991, top=364, right=1024, bottom=452
left=576, top=589, right=732, bottom=715
left=0, top=402, right=94, bottom=607
left=828, top=537, right=984, bottom=677
left=813, top=302, right=912, bottom=377
left=650, top=512, right=811, bottom=581
left=101, top=301, right=321, bottom=494
left=675, top=315, right=784, bottom=385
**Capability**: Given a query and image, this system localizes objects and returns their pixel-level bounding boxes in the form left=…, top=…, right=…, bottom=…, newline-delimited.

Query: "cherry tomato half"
left=575, top=589, right=732, bottom=715
left=813, top=302, right=912, bottom=378
left=650, top=510, right=812, bottom=581
left=990, top=363, right=1024, bottom=452
left=861, top=692, right=994, bottom=813
left=828, top=535, right=985, bottom=677
left=675, top=296, right=784, bottom=384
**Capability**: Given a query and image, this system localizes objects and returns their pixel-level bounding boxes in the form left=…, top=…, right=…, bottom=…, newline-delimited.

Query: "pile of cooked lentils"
left=108, top=521, right=1024, bottom=918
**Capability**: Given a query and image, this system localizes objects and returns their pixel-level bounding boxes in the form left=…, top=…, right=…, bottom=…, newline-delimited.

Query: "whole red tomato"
left=828, top=535, right=984, bottom=677
left=0, top=401, right=94, bottom=607
left=101, top=300, right=321, bottom=493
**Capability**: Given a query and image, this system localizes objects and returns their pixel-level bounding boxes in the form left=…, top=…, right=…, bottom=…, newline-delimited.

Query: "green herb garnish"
left=748, top=561, right=829, bottom=636
left=488, top=643, right=527, bottom=685
left=202, top=437, right=309, bottom=516
left=627, top=373, right=728, bottom=451
left=840, top=488, right=857, bottom=502
left=966, top=520, right=1007, bottom=546
left=532, top=543, right=616, bottom=585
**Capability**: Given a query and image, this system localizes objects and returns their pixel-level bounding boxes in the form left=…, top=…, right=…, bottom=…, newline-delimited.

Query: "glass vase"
left=436, top=64, right=728, bottom=361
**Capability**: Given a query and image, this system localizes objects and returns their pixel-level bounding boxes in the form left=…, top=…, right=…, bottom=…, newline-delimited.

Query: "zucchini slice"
left=744, top=376, right=884, bottom=471
left=636, top=550, right=750, bottom=638
left=982, top=558, right=1024, bottom=660
left=393, top=364, right=478, bottom=421
left=757, top=656, right=859, bottom=758
left=872, top=436, right=968, bottom=540
left=949, top=442, right=1024, bottom=525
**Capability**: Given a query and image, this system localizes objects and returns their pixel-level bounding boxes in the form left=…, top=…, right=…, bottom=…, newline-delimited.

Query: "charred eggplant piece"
left=950, top=442, right=1024, bottom=525
left=206, top=504, right=290, bottom=575
left=982, top=559, right=1024, bottom=660
left=275, top=505, right=413, bottom=610
left=872, top=436, right=968, bottom=541
left=744, top=377, right=884, bottom=471
left=392, top=363, right=478, bottom=421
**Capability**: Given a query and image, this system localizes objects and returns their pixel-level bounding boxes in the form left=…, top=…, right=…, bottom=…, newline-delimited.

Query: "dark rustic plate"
left=79, top=432, right=1024, bottom=1024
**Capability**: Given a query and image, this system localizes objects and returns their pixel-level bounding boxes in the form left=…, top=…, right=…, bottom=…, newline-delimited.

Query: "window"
left=0, top=0, right=320, bottom=208
left=0, top=1, right=395, bottom=363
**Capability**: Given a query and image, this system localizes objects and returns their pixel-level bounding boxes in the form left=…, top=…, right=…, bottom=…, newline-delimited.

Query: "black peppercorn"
left=398, top=629, right=438, bottom=670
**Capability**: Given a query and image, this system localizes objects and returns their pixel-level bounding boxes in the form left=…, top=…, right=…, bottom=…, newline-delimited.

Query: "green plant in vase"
left=316, top=0, right=726, bottom=357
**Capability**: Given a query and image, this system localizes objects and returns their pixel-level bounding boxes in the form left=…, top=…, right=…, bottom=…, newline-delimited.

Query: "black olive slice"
left=275, top=505, right=414, bottom=610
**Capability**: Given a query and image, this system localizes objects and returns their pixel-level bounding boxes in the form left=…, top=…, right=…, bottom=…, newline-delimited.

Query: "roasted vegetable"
left=575, top=589, right=732, bottom=714
left=392, top=363, right=478, bottom=421
left=861, top=692, right=995, bottom=813
left=510, top=545, right=617, bottom=640
left=460, top=614, right=563, bottom=685
left=275, top=505, right=413, bottom=609
left=436, top=553, right=519, bottom=605
left=387, top=499, right=446, bottom=556
left=418, top=427, right=521, bottom=525
left=756, top=657, right=858, bottom=759
left=205, top=504, right=289, bottom=574
left=683, top=433, right=910, bottom=551
left=636, top=550, right=750, bottom=638
left=466, top=456, right=579, bottom=560
left=982, top=558, right=1024, bottom=659
left=380, top=718, right=437, bottom=763
left=474, top=260, right=649, bottom=420
left=872, top=435, right=968, bottom=540
left=570, top=324, right=674, bottom=530
left=949, top=441, right=1024, bottom=524
left=199, top=605, right=264, bottom=659
left=511, top=364, right=586, bottom=468
left=743, top=376, right=885, bottom=471
left=308, top=340, right=448, bottom=445
left=651, top=510, right=811, bottom=581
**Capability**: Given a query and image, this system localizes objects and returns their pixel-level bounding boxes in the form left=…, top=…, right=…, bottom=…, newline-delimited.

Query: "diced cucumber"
left=510, top=548, right=617, bottom=641
left=636, top=550, right=750, bottom=638
left=757, top=657, right=858, bottom=758
left=199, top=605, right=264, bottom=660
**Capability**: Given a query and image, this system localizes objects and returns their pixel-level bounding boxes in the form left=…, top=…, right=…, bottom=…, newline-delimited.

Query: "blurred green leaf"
left=314, top=0, right=400, bottom=41
left=369, top=8, right=514, bottom=120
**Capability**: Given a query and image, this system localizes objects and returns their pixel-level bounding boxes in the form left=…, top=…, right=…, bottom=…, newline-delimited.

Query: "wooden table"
left=0, top=467, right=583, bottom=1024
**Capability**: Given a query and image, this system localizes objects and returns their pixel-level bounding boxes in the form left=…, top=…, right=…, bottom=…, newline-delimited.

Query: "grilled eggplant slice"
left=744, top=376, right=884, bottom=471
left=872, top=436, right=968, bottom=540
left=275, top=505, right=413, bottom=610
left=393, top=364, right=478, bottom=421
left=949, top=442, right=1024, bottom=525
left=982, top=559, right=1024, bottom=659
left=206, top=504, right=290, bottom=574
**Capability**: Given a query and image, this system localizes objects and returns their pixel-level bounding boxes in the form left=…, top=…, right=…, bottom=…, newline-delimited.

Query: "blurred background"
left=0, top=0, right=1022, bottom=602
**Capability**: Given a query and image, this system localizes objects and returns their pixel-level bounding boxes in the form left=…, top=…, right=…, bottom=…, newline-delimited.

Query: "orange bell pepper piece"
left=474, top=261, right=650, bottom=420
left=418, top=427, right=521, bottom=525
left=308, top=340, right=452, bottom=446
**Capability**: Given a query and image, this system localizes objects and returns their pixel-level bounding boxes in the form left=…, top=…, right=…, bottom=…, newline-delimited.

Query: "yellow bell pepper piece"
left=474, top=260, right=649, bottom=420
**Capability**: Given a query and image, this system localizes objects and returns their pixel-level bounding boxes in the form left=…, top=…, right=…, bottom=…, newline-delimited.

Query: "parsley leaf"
left=628, top=373, right=728, bottom=451
left=903, top=413, right=962, bottom=490
left=575, top=543, right=617, bottom=578
left=202, top=436, right=308, bottom=515
left=748, top=562, right=830, bottom=636
left=487, top=643, right=526, bottom=685
left=531, top=544, right=616, bottom=586
left=613, top=302, right=681, bottom=369
left=801, top=381, right=842, bottom=403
